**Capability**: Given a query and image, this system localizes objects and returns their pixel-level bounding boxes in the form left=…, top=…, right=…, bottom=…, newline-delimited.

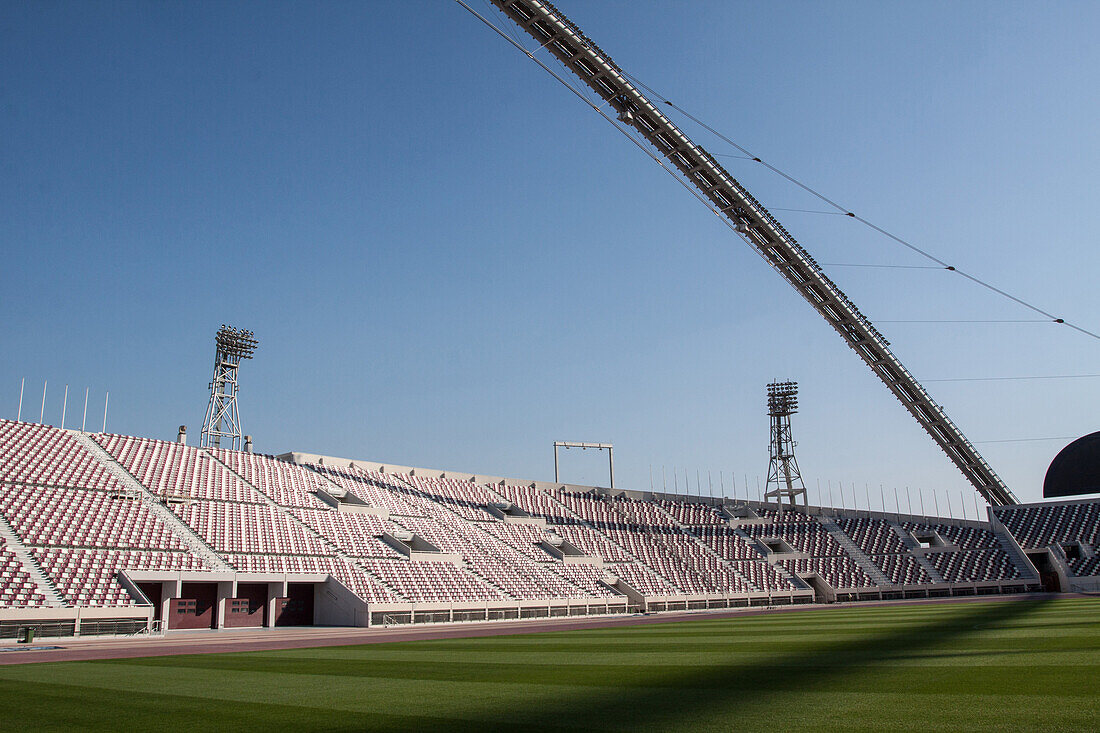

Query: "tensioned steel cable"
left=468, top=0, right=1095, bottom=343
left=454, top=1, right=789, bottom=259
left=616, top=70, right=1100, bottom=341
left=925, top=373, right=1100, bottom=383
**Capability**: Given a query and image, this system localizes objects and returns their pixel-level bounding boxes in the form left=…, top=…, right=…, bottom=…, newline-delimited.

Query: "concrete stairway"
left=70, top=431, right=233, bottom=571
left=890, top=522, right=945, bottom=583
left=0, top=514, right=67, bottom=606
left=204, top=452, right=408, bottom=601
left=818, top=516, right=891, bottom=586
left=650, top=503, right=776, bottom=593
left=730, top=527, right=809, bottom=590
left=993, top=533, right=1040, bottom=581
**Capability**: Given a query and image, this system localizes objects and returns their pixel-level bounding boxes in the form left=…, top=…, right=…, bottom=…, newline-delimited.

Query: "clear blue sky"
left=3, top=1, right=1098, bottom=509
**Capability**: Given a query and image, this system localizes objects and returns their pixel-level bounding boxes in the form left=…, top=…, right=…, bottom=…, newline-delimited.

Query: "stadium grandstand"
left=1, top=1, right=1097, bottom=650
left=2, top=415, right=1097, bottom=638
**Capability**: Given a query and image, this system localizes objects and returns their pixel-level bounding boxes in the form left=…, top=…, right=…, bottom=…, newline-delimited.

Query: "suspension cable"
left=615, top=70, right=1100, bottom=341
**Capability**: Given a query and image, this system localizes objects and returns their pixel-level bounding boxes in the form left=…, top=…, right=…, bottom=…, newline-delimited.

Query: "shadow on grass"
left=503, top=597, right=1053, bottom=731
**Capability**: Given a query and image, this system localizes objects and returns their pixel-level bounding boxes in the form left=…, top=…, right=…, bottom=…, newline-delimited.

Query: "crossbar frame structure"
left=554, top=441, right=614, bottom=488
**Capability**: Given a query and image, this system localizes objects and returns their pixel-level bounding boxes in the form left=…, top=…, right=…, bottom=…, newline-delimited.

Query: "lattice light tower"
left=200, top=325, right=258, bottom=450
left=765, top=381, right=807, bottom=513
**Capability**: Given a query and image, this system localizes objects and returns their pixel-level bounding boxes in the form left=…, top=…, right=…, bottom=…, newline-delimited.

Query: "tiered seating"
left=0, top=539, right=47, bottom=607
left=492, top=485, right=574, bottom=523
left=603, top=562, right=680, bottom=596
left=210, top=449, right=329, bottom=508
left=834, top=517, right=907, bottom=554
left=224, top=554, right=402, bottom=603
left=872, top=553, right=930, bottom=585
left=780, top=556, right=875, bottom=589
left=550, top=525, right=633, bottom=562
left=612, top=497, right=678, bottom=529
left=0, top=419, right=122, bottom=491
left=32, top=549, right=206, bottom=606
left=657, top=499, right=728, bottom=526
left=173, top=501, right=330, bottom=555
left=290, top=509, right=403, bottom=558
left=478, top=522, right=555, bottom=563
left=358, top=558, right=504, bottom=602
left=598, top=527, right=706, bottom=594
left=995, top=501, right=1100, bottom=551
left=399, top=475, right=495, bottom=521
left=392, top=510, right=606, bottom=600
left=1068, top=555, right=1100, bottom=577
left=551, top=563, right=618, bottom=598
left=693, top=526, right=764, bottom=560
left=0, top=484, right=185, bottom=550
left=746, top=521, right=845, bottom=556
left=556, top=491, right=623, bottom=526
left=902, top=521, right=998, bottom=550
left=94, top=434, right=264, bottom=503
left=0, top=420, right=1064, bottom=612
left=754, top=507, right=816, bottom=523
left=464, top=556, right=559, bottom=599
left=727, top=560, right=797, bottom=592
left=929, top=549, right=1020, bottom=582
left=623, top=528, right=749, bottom=594
left=312, top=466, right=425, bottom=516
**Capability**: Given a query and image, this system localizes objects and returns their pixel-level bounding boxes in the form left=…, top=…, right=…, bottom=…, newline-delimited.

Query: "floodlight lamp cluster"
left=767, top=380, right=799, bottom=415
left=215, top=324, right=258, bottom=359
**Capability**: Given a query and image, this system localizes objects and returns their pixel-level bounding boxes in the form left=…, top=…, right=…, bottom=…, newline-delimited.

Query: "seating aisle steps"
left=890, top=522, right=945, bottom=583
left=0, top=514, right=67, bottom=606
left=70, top=431, right=233, bottom=571
left=818, top=516, right=891, bottom=586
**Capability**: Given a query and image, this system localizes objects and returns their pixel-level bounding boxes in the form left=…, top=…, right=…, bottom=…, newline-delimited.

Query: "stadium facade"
left=0, top=417, right=1097, bottom=638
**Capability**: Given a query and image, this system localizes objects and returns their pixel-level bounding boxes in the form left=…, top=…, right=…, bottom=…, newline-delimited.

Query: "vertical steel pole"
left=553, top=444, right=559, bottom=483
left=608, top=446, right=614, bottom=489
left=17, top=378, right=24, bottom=422
left=894, top=487, right=901, bottom=521
left=81, top=388, right=89, bottom=432
left=61, top=384, right=68, bottom=429
left=40, top=380, right=47, bottom=423
left=103, top=391, right=109, bottom=433
left=905, top=486, right=912, bottom=516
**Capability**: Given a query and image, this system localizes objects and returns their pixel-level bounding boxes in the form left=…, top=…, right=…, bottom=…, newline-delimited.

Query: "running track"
left=0, top=593, right=1064, bottom=666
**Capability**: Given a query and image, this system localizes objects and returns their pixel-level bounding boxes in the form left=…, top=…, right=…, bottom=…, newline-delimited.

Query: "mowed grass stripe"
left=0, top=598, right=1096, bottom=731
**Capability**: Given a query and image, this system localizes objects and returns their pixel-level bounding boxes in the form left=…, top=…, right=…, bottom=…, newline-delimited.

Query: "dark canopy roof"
left=1044, top=432, right=1100, bottom=498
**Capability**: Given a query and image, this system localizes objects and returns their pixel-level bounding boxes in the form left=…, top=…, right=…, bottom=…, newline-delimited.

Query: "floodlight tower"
left=200, top=325, right=258, bottom=450
left=765, top=381, right=807, bottom=514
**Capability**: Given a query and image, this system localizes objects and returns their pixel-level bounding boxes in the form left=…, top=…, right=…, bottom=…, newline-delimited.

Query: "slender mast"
left=484, top=0, right=1016, bottom=505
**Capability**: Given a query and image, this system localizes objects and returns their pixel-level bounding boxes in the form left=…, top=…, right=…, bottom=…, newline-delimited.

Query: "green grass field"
left=1, top=597, right=1097, bottom=731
